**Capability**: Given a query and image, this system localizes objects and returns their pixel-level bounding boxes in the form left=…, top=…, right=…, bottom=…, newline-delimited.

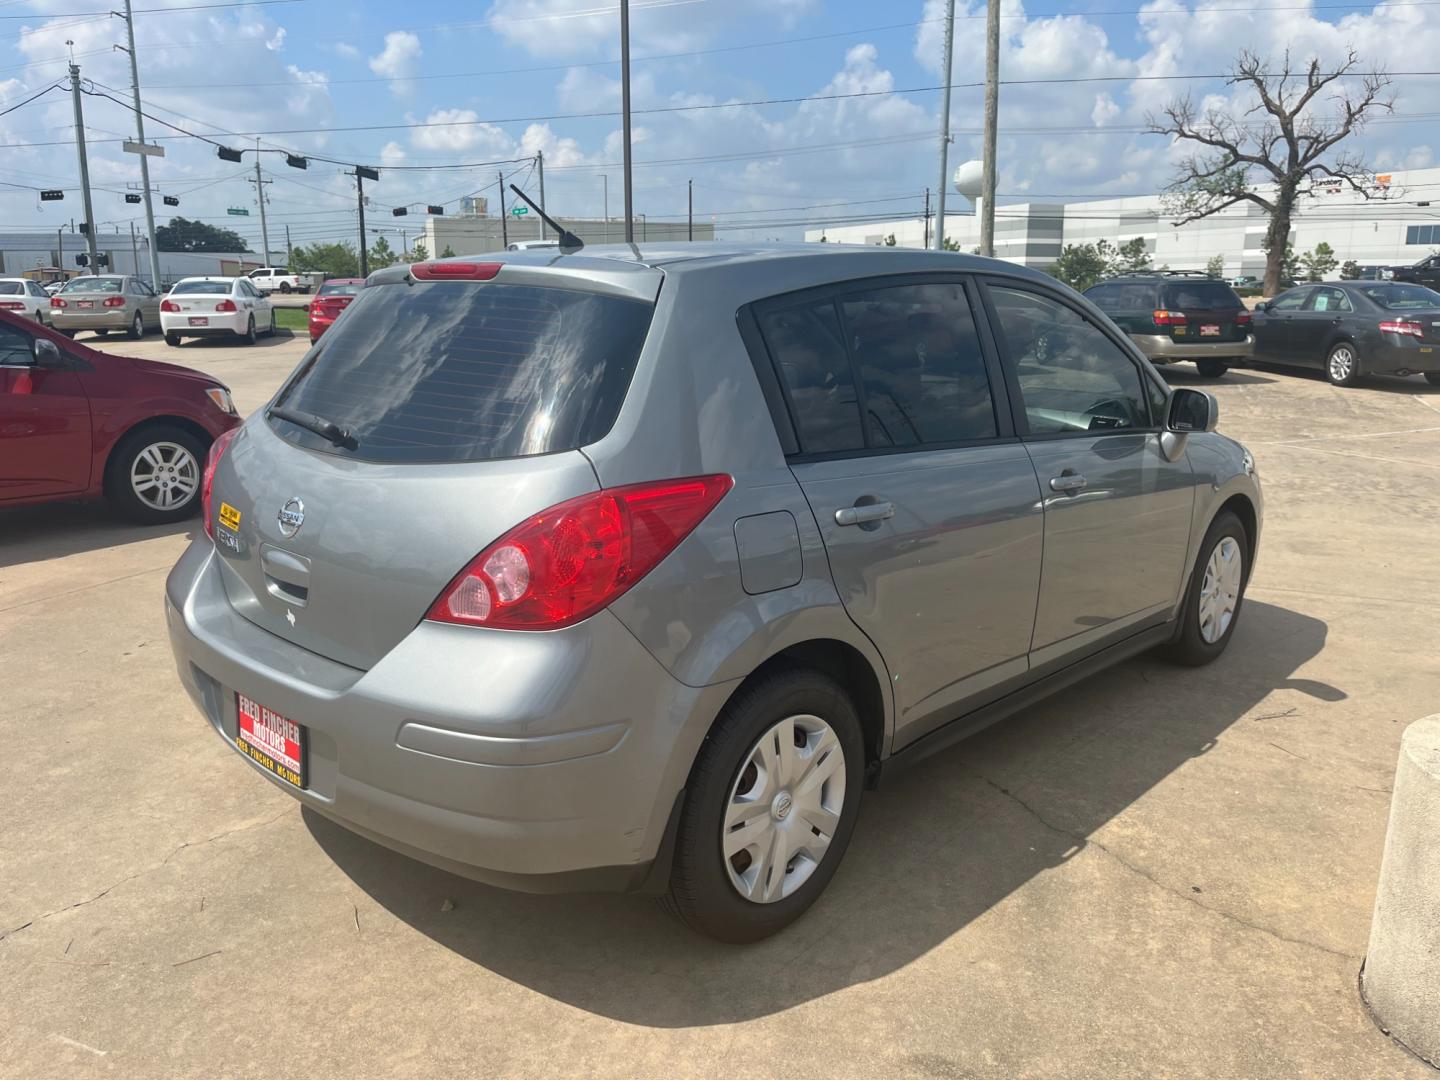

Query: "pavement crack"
left=1268, top=741, right=1308, bottom=760
left=1, top=806, right=294, bottom=942
left=965, top=767, right=1362, bottom=964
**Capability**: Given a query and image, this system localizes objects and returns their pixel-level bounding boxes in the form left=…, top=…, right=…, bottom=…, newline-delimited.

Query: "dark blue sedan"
left=1251, top=282, right=1440, bottom=387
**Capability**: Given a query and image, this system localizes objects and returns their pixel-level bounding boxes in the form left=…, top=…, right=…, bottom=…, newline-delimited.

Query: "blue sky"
left=1, top=0, right=1435, bottom=252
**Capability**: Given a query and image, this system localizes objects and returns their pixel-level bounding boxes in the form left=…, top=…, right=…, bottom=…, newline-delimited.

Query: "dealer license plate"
left=189, top=316, right=208, bottom=326
left=78, top=300, right=93, bottom=309
left=1200, top=324, right=1221, bottom=336
left=236, top=693, right=306, bottom=788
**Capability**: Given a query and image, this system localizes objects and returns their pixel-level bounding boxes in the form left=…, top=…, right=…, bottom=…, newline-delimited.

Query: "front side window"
left=838, top=281, right=997, bottom=447
left=988, top=285, right=1149, bottom=436
left=0, top=323, right=33, bottom=366
left=758, top=301, right=865, bottom=454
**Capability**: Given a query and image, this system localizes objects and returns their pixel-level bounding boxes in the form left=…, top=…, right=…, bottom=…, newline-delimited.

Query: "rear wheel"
left=128, top=311, right=144, bottom=340
left=1425, top=372, right=1440, bottom=386
left=1326, top=341, right=1362, bottom=387
left=280, top=281, right=293, bottom=294
left=240, top=315, right=257, bottom=345
left=94, top=328, right=109, bottom=338
left=268, top=309, right=277, bottom=336
left=1160, top=511, right=1249, bottom=666
left=107, top=425, right=205, bottom=524
left=663, top=667, right=865, bottom=943
left=164, top=332, right=182, bottom=347
left=1195, top=359, right=1229, bottom=378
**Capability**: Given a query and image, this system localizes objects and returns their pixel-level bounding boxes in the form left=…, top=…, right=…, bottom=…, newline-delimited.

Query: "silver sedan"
left=49, top=274, right=161, bottom=339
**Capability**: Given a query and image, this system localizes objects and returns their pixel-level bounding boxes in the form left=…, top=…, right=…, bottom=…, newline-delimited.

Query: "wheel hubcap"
left=1330, top=348, right=1353, bottom=381
left=130, top=441, right=198, bottom=511
left=1198, top=536, right=1243, bottom=644
left=723, top=714, right=846, bottom=904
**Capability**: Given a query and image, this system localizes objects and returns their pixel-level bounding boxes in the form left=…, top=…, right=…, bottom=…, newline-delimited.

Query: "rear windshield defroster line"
left=269, top=280, right=655, bottom=464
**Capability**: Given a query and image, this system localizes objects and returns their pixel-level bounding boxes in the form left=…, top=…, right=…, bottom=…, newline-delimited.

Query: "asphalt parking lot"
left=3, top=333, right=1439, bottom=1079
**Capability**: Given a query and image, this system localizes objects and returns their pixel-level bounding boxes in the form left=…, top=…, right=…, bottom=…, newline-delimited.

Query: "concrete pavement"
left=2, top=342, right=1438, bottom=1078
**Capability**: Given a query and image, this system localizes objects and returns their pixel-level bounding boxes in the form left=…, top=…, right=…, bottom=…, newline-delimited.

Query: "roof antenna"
left=507, top=184, right=583, bottom=253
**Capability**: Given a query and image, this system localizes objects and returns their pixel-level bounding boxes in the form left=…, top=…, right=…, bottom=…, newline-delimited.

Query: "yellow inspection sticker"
left=219, top=502, right=242, bottom=531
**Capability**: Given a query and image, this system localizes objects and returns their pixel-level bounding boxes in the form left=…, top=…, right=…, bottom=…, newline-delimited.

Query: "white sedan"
left=160, top=276, right=276, bottom=346
left=0, top=277, right=55, bottom=324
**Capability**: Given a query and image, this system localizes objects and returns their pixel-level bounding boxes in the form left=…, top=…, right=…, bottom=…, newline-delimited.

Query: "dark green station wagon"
left=1084, top=271, right=1254, bottom=379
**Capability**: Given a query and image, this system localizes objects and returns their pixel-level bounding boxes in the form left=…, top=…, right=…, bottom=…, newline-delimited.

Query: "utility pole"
left=688, top=179, right=693, bottom=241
left=980, top=0, right=1001, bottom=257
left=620, top=0, right=634, bottom=242
left=498, top=171, right=508, bottom=247
left=285, top=224, right=292, bottom=265
left=130, top=222, right=139, bottom=275
left=933, top=0, right=955, bottom=251
left=602, top=174, right=609, bottom=244
left=56, top=226, right=63, bottom=277
left=116, top=1, right=161, bottom=290
left=67, top=59, right=99, bottom=276
left=536, top=150, right=546, bottom=240
left=924, top=187, right=931, bottom=249
left=252, top=139, right=271, bottom=265
left=356, top=169, right=369, bottom=277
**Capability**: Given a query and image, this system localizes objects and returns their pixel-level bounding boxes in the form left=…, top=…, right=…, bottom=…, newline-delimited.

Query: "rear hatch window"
left=1162, top=282, right=1242, bottom=310
left=269, top=280, right=654, bottom=463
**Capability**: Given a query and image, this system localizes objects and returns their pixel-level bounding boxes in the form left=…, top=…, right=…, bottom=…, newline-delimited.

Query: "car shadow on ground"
left=1245, top=360, right=1440, bottom=395
left=164, top=329, right=298, bottom=349
left=307, top=599, right=1337, bottom=1027
left=0, top=501, right=195, bottom=569
left=1157, top=367, right=1276, bottom=387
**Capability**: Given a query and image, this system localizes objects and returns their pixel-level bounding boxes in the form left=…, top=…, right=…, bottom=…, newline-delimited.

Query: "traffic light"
left=125, top=194, right=142, bottom=204
left=40, top=190, right=64, bottom=202
left=76, top=254, right=88, bottom=267
left=78, top=222, right=90, bottom=235
left=217, top=146, right=244, bottom=163
left=96, top=253, right=110, bottom=268
left=392, top=207, right=408, bottom=217
left=427, top=205, right=444, bottom=215
left=163, top=195, right=179, bottom=207
left=286, top=154, right=308, bottom=170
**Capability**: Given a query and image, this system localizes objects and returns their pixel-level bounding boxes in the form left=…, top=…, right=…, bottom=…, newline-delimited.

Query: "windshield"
left=1162, top=282, right=1242, bottom=309
left=61, top=277, right=123, bottom=294
left=171, top=280, right=233, bottom=295
left=0, top=282, right=23, bottom=295
left=271, top=280, right=654, bottom=464
left=1360, top=284, right=1440, bottom=310
left=317, top=282, right=362, bottom=297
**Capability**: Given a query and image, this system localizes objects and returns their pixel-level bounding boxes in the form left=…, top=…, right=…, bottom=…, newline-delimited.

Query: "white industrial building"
left=807, top=165, right=1440, bottom=277
left=0, top=229, right=262, bottom=289
left=423, top=212, right=713, bottom=257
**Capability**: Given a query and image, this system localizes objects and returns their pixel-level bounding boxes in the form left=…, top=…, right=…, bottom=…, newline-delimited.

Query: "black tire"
left=1195, top=359, right=1228, bottom=378
left=58, top=329, right=75, bottom=339
left=268, top=309, right=277, bottom=336
left=240, top=315, right=257, bottom=345
left=1424, top=372, right=1440, bottom=386
left=280, top=281, right=293, bottom=294
left=1325, top=341, right=1362, bottom=387
left=128, top=311, right=144, bottom=340
left=93, top=328, right=109, bottom=338
left=105, top=424, right=207, bottom=525
left=663, top=667, right=865, bottom=943
left=1159, top=510, right=1249, bottom=667
left=164, top=332, right=182, bottom=347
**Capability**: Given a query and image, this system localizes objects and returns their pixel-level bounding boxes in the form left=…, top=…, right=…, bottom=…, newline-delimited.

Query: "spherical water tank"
left=953, top=160, right=984, bottom=200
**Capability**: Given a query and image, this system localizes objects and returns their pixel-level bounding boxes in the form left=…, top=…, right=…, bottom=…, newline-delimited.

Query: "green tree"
left=291, top=242, right=359, bottom=278
left=1111, top=237, right=1152, bottom=274
left=368, top=235, right=397, bottom=270
left=1045, top=241, right=1113, bottom=291
left=440, top=244, right=456, bottom=258
left=1300, top=241, right=1338, bottom=282
left=156, top=216, right=249, bottom=253
left=1339, top=259, right=1361, bottom=280
left=940, top=236, right=962, bottom=252
left=408, top=241, right=429, bottom=263
left=882, top=233, right=897, bottom=247
left=1205, top=253, right=1226, bottom=278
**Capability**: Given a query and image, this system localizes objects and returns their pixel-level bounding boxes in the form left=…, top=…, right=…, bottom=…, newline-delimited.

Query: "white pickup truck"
left=246, top=267, right=325, bottom=294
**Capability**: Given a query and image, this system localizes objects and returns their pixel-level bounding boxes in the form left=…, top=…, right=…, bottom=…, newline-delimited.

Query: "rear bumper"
left=1131, top=334, right=1255, bottom=361
left=164, top=539, right=735, bottom=892
left=51, top=309, right=131, bottom=330
left=161, top=312, right=248, bottom=336
left=1365, top=339, right=1440, bottom=375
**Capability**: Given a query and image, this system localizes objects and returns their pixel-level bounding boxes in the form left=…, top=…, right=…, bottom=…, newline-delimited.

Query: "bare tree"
left=1149, top=50, right=1393, bottom=295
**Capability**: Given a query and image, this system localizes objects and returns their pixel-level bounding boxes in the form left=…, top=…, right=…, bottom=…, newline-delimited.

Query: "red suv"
left=0, top=310, right=239, bottom=523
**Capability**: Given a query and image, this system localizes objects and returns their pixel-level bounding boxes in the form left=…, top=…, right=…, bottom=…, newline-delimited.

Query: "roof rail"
left=1110, top=268, right=1216, bottom=279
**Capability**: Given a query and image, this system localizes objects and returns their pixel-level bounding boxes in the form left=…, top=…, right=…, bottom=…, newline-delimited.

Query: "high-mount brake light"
left=426, top=475, right=734, bottom=631
left=410, top=262, right=502, bottom=281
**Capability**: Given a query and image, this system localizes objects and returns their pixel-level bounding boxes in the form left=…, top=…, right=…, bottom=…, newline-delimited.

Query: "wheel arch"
left=1215, top=491, right=1259, bottom=571
left=102, top=415, right=215, bottom=494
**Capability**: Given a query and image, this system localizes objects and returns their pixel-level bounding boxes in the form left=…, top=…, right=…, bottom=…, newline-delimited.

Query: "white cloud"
left=332, top=42, right=360, bottom=59
left=380, top=141, right=408, bottom=168
left=486, top=0, right=814, bottom=58
left=410, top=108, right=513, bottom=153
left=369, top=31, right=422, bottom=97
left=265, top=27, right=286, bottom=50
left=1092, top=93, right=1120, bottom=127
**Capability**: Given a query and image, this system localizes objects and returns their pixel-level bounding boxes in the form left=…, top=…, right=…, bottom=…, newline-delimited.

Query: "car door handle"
left=1049, top=472, right=1087, bottom=493
left=835, top=501, right=894, bottom=526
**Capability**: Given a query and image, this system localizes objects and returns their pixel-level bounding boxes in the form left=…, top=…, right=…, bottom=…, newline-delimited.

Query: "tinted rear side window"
left=1163, top=282, right=1242, bottom=309
left=1086, top=282, right=1155, bottom=310
left=271, top=281, right=653, bottom=463
left=0, top=282, right=22, bottom=295
left=758, top=301, right=865, bottom=454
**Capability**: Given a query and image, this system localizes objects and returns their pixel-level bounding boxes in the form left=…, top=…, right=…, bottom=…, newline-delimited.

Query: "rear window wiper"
left=268, top=405, right=359, bottom=450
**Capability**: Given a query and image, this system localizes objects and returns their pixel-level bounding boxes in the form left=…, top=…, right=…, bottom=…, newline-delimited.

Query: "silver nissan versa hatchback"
left=166, top=243, right=1262, bottom=942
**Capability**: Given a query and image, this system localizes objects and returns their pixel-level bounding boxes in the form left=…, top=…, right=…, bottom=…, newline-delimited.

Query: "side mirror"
left=32, top=338, right=62, bottom=367
left=1253, top=301, right=1269, bottom=313
left=1168, top=387, right=1219, bottom=433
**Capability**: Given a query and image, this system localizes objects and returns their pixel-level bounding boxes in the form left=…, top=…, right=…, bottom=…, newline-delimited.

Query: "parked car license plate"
left=236, top=693, right=306, bottom=788
left=1200, top=324, right=1221, bottom=336
left=189, top=316, right=208, bottom=326
left=78, top=300, right=93, bottom=309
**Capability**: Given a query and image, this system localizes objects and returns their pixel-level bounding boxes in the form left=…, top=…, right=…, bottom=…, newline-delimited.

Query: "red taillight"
left=0, top=301, right=23, bottom=310
left=410, top=261, right=502, bottom=281
left=103, top=296, right=125, bottom=308
left=202, top=428, right=239, bottom=540
left=1153, top=310, right=1188, bottom=327
left=426, top=474, right=734, bottom=630
left=161, top=299, right=180, bottom=312
left=1235, top=310, right=1253, bottom=327
left=215, top=299, right=237, bottom=313
left=1379, top=319, right=1423, bottom=338
left=50, top=297, right=67, bottom=308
